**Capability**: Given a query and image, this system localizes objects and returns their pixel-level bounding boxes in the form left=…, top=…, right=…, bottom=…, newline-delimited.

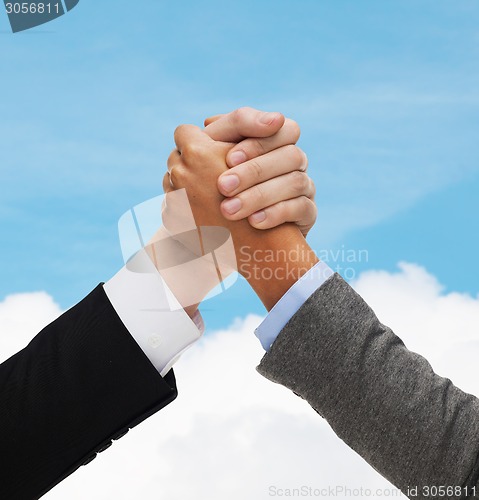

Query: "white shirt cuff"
left=103, top=249, right=204, bottom=377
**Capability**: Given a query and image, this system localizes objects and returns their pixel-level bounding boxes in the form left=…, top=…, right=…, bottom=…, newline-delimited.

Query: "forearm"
left=145, top=226, right=227, bottom=318
left=235, top=223, right=319, bottom=311
left=257, top=274, right=479, bottom=496
left=0, top=286, right=178, bottom=499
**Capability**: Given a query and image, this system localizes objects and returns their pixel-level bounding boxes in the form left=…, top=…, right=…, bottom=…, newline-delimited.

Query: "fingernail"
left=250, top=210, right=266, bottom=223
left=229, top=150, right=247, bottom=166
left=259, top=112, right=280, bottom=125
left=222, top=197, right=242, bottom=215
left=219, top=174, right=240, bottom=193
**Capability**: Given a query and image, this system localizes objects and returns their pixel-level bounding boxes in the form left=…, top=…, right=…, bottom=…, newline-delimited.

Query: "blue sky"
left=0, top=0, right=478, bottom=330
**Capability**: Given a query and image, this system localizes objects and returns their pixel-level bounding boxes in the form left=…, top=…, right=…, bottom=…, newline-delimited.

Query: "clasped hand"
left=146, top=107, right=319, bottom=313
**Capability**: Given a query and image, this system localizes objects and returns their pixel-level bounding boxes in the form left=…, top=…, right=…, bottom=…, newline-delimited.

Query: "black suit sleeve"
left=0, top=284, right=178, bottom=500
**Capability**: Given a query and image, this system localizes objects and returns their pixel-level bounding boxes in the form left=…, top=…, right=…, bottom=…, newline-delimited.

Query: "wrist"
left=146, top=227, right=228, bottom=312
left=233, top=223, right=319, bottom=310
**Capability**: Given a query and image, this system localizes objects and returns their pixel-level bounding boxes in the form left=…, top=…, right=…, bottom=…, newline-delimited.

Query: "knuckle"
left=286, top=144, right=305, bottom=167
left=301, top=197, right=318, bottom=221
left=167, top=148, right=178, bottom=166
left=252, top=137, right=267, bottom=155
left=284, top=118, right=301, bottom=143
left=301, top=152, right=309, bottom=172
left=174, top=124, right=185, bottom=136
left=309, top=178, right=316, bottom=199
left=181, top=141, right=205, bottom=161
left=174, top=124, right=202, bottom=153
left=247, top=159, right=264, bottom=180
left=295, top=148, right=308, bottom=171
left=290, top=170, right=309, bottom=195
left=162, top=173, right=171, bottom=192
left=173, top=124, right=187, bottom=143
left=251, top=184, right=267, bottom=206
left=169, top=166, right=186, bottom=187
left=233, top=106, right=253, bottom=123
left=273, top=200, right=288, bottom=220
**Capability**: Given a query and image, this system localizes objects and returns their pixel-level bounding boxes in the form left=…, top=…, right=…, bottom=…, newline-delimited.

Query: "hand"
left=163, top=126, right=241, bottom=233
left=164, top=125, right=318, bottom=310
left=203, top=107, right=317, bottom=237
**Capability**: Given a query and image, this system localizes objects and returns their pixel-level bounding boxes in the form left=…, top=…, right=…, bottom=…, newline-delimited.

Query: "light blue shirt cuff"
left=254, top=261, right=334, bottom=351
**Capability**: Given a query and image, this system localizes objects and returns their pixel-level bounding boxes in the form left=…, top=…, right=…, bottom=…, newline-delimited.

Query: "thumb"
left=204, top=107, right=285, bottom=143
left=204, top=114, right=225, bottom=127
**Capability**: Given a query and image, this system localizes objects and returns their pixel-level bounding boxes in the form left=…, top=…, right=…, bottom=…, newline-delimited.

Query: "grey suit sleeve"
left=257, top=274, right=479, bottom=498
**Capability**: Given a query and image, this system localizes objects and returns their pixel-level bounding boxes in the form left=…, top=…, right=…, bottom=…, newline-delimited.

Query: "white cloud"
left=352, top=262, right=479, bottom=396
left=0, top=291, right=62, bottom=361
left=2, top=263, right=479, bottom=499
